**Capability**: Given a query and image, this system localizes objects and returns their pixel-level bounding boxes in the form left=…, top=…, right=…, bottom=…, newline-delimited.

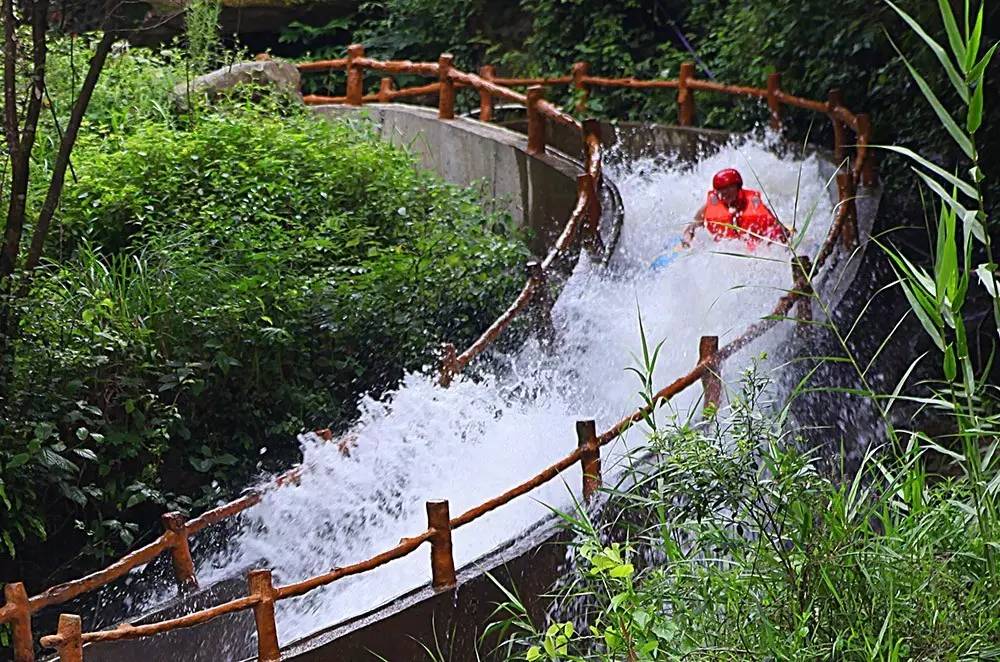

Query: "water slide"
left=39, top=106, right=880, bottom=662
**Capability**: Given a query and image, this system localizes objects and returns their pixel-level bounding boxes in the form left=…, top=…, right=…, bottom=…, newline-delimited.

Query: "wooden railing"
left=2, top=47, right=877, bottom=662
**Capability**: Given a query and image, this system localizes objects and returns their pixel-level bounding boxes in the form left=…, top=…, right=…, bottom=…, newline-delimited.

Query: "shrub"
left=0, top=102, right=526, bottom=577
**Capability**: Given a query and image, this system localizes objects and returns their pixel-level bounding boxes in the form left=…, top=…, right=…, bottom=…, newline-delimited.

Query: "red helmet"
left=713, top=168, right=743, bottom=190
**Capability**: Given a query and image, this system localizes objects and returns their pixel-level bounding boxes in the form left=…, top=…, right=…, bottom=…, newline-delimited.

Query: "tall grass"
left=186, top=0, right=222, bottom=72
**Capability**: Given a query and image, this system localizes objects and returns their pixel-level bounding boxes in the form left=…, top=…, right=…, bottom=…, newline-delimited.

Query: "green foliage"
left=875, top=0, right=1000, bottom=593
left=1, top=93, right=526, bottom=570
left=494, top=369, right=1000, bottom=660
left=186, top=0, right=222, bottom=71
left=28, top=35, right=184, bottom=169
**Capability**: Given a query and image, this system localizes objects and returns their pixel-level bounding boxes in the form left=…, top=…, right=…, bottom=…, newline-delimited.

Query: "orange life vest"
left=704, top=188, right=787, bottom=247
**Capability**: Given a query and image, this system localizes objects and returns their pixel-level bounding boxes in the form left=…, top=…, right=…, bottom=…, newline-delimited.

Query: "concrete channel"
left=48, top=105, right=879, bottom=662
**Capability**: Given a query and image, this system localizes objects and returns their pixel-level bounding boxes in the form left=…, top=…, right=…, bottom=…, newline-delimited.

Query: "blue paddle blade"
left=650, top=236, right=684, bottom=270
left=650, top=252, right=679, bottom=270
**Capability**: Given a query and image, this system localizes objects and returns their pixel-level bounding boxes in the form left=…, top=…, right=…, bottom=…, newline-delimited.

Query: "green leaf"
left=214, top=453, right=239, bottom=466
left=61, top=484, right=87, bottom=506
left=40, top=448, right=79, bottom=473
left=886, top=0, right=969, bottom=102
left=526, top=645, right=541, bottom=661
left=943, top=343, right=957, bottom=380
left=938, top=0, right=966, bottom=64
left=965, top=4, right=983, bottom=72
left=912, top=170, right=981, bottom=243
left=7, top=453, right=31, bottom=469
left=875, top=146, right=977, bottom=199
left=632, top=609, right=651, bottom=629
left=935, top=203, right=958, bottom=303
left=125, top=491, right=147, bottom=508
left=967, top=41, right=998, bottom=83
left=899, top=278, right=946, bottom=350
left=609, top=563, right=634, bottom=578
left=894, top=46, right=975, bottom=159
left=72, top=448, right=98, bottom=462
left=967, top=77, right=983, bottom=133
left=976, top=263, right=998, bottom=297
left=189, top=457, right=213, bottom=472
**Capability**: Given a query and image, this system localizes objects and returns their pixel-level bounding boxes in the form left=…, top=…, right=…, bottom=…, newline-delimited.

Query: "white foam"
left=191, top=135, right=836, bottom=644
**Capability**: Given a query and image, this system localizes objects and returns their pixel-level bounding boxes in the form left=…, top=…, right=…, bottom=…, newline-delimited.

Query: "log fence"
left=3, top=47, right=878, bottom=661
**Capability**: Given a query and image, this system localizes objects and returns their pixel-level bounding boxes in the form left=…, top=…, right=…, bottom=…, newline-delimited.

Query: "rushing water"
left=161, top=135, right=838, bottom=648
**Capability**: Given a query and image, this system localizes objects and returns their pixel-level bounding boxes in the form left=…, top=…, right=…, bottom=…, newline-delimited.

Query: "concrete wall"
left=277, top=515, right=570, bottom=662
left=313, top=104, right=583, bottom=256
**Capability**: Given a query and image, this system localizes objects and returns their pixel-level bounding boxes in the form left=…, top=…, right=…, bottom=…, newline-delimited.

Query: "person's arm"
left=680, top=205, right=705, bottom=248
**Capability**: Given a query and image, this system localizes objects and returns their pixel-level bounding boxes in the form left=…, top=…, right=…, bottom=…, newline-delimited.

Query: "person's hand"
left=678, top=238, right=691, bottom=249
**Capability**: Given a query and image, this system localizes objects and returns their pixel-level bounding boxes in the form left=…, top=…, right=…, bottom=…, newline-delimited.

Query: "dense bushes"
left=497, top=370, right=1000, bottom=660
left=0, top=87, right=526, bottom=578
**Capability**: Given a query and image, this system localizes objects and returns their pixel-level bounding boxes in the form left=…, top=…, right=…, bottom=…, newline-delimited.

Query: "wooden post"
left=5, top=582, right=35, bottom=662
left=766, top=72, right=782, bottom=131
left=857, top=113, right=877, bottom=186
left=346, top=44, right=365, bottom=106
left=792, top=257, right=814, bottom=330
left=377, top=76, right=393, bottom=102
left=571, top=61, right=590, bottom=115
left=426, top=500, right=457, bottom=590
left=699, top=336, right=721, bottom=414
left=678, top=62, right=696, bottom=126
left=578, top=172, right=605, bottom=257
left=50, top=615, right=82, bottom=662
left=581, top=119, right=604, bottom=255
left=526, top=85, right=546, bottom=155
left=478, top=65, right=495, bottom=122
left=438, top=342, right=457, bottom=388
left=577, top=173, right=596, bottom=249
left=161, top=512, right=198, bottom=593
left=438, top=53, right=455, bottom=120
left=248, top=570, right=280, bottom=662
left=837, top=172, right=858, bottom=249
left=575, top=420, right=601, bottom=499
left=827, top=89, right=846, bottom=164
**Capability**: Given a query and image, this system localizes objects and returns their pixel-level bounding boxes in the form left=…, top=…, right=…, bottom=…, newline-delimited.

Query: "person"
left=680, top=168, right=789, bottom=249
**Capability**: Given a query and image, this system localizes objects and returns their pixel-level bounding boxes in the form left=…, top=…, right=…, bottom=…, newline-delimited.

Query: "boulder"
left=171, top=58, right=302, bottom=109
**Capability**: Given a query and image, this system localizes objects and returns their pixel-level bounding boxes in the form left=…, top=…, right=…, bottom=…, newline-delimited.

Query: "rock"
left=170, top=59, right=302, bottom=109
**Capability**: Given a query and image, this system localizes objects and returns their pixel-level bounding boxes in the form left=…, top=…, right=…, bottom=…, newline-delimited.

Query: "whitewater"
left=146, top=135, right=836, bottom=648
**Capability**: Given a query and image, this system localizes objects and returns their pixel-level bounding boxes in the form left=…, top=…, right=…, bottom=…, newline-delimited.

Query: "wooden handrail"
left=583, top=75, right=679, bottom=89
left=446, top=68, right=527, bottom=106
left=686, top=78, right=768, bottom=99
left=24, top=50, right=876, bottom=662
left=274, top=530, right=434, bottom=600
left=450, top=447, right=584, bottom=529
left=185, top=492, right=262, bottom=534
left=29, top=536, right=174, bottom=613
left=296, top=58, right=348, bottom=73
left=48, top=596, right=261, bottom=646
left=354, top=57, right=440, bottom=77
left=492, top=75, right=572, bottom=86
